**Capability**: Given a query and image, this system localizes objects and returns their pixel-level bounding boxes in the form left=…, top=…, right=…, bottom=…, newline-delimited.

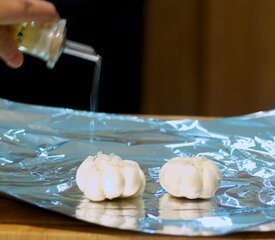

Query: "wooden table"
left=1, top=195, right=274, bottom=240
left=1, top=115, right=274, bottom=240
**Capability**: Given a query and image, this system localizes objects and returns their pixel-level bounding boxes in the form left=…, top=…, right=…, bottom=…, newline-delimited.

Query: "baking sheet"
left=0, top=98, right=274, bottom=236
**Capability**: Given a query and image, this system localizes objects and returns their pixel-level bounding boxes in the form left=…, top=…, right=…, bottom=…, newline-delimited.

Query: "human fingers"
left=0, top=26, right=23, bottom=68
left=0, top=0, right=59, bottom=25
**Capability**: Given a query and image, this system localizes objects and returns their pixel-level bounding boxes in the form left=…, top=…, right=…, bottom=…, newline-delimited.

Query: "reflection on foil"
left=159, top=193, right=215, bottom=220
left=75, top=197, right=145, bottom=230
left=0, top=98, right=274, bottom=236
left=157, top=194, right=218, bottom=236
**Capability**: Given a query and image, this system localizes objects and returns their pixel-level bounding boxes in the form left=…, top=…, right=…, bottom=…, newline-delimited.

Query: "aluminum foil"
left=0, top=98, right=274, bottom=236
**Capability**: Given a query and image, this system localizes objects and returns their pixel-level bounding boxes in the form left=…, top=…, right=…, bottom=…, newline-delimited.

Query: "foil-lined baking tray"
left=0, top=98, right=274, bottom=236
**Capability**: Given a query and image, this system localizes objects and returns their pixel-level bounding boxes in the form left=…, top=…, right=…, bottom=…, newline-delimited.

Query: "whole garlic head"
left=76, top=152, right=146, bottom=201
left=159, top=156, right=221, bottom=199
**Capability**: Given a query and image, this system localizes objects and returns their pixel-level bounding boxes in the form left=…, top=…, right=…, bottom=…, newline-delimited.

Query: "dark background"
left=0, top=0, right=145, bottom=114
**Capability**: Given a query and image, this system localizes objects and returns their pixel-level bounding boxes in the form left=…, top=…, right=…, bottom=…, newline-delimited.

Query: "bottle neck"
left=63, top=40, right=100, bottom=62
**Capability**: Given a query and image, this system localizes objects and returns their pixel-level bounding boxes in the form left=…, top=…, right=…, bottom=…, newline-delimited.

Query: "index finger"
left=0, top=0, right=59, bottom=25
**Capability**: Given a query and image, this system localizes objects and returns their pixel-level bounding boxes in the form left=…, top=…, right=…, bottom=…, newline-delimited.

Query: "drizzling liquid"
left=62, top=40, right=102, bottom=143
left=63, top=40, right=102, bottom=111
left=90, top=57, right=102, bottom=112
left=63, top=41, right=102, bottom=144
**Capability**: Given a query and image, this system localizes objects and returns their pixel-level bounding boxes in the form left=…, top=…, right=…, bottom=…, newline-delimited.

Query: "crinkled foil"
left=0, top=98, right=274, bottom=236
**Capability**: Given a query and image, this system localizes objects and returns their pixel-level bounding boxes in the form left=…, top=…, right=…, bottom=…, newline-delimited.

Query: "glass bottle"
left=15, top=19, right=101, bottom=69
left=14, top=19, right=102, bottom=111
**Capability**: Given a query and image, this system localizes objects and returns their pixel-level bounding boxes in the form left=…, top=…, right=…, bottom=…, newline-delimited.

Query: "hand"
left=0, top=0, right=59, bottom=68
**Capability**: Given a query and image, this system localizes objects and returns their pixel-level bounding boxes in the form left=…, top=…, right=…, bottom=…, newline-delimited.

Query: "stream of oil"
left=63, top=40, right=102, bottom=145
left=90, top=56, right=102, bottom=112
left=89, top=57, right=102, bottom=144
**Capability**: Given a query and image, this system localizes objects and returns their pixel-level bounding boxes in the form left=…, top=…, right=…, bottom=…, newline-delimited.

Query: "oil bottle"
left=14, top=19, right=102, bottom=111
left=15, top=19, right=101, bottom=68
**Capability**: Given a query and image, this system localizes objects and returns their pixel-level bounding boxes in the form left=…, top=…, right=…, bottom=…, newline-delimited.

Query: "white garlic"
left=159, top=156, right=221, bottom=199
left=76, top=152, right=146, bottom=201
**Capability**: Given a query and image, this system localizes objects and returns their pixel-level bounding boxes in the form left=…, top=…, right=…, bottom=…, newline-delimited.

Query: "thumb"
left=0, top=26, right=23, bottom=68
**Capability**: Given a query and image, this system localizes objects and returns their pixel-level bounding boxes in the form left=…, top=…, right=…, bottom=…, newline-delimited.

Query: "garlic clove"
left=121, top=162, right=141, bottom=197
left=160, top=161, right=185, bottom=197
left=83, top=169, right=105, bottom=201
left=101, top=164, right=125, bottom=199
left=177, top=164, right=202, bottom=199
left=132, top=168, right=146, bottom=197
left=76, top=156, right=95, bottom=192
left=200, top=164, right=221, bottom=198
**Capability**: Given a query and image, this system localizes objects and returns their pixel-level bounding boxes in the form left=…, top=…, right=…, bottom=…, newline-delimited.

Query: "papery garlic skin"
left=76, top=152, right=146, bottom=201
left=159, top=157, right=221, bottom=199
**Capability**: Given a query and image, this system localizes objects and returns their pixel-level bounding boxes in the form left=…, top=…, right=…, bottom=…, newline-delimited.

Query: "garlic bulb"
left=76, top=152, right=146, bottom=201
left=159, top=156, right=221, bottom=199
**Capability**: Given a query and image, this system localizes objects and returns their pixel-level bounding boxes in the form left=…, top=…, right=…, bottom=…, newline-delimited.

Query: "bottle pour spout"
left=63, top=40, right=100, bottom=62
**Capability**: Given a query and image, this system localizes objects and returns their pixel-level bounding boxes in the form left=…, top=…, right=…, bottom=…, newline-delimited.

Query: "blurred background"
left=142, top=0, right=275, bottom=117
left=0, top=0, right=275, bottom=117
